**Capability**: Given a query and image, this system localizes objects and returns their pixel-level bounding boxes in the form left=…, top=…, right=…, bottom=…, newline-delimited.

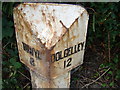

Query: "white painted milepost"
left=13, top=3, right=89, bottom=88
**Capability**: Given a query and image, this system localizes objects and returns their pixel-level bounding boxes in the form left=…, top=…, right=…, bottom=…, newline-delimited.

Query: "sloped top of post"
left=14, top=3, right=87, bottom=49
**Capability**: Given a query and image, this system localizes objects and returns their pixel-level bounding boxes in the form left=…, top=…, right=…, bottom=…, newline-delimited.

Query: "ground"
left=71, top=45, right=110, bottom=88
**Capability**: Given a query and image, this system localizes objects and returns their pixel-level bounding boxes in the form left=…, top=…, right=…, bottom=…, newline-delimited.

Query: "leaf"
left=116, top=70, right=120, bottom=79
left=113, top=55, right=119, bottom=64
left=115, top=75, right=120, bottom=79
left=10, top=58, right=21, bottom=69
left=102, top=83, right=107, bottom=87
left=10, top=58, right=16, bottom=64
left=108, top=71, right=113, bottom=75
left=106, top=76, right=110, bottom=80
left=9, top=72, right=14, bottom=77
left=100, top=64, right=105, bottom=68
left=2, top=2, right=15, bottom=16
left=2, top=16, right=14, bottom=39
left=2, top=27, right=14, bottom=39
left=6, top=49, right=17, bottom=57
left=110, top=82, right=114, bottom=87
left=73, top=77, right=78, bottom=81
left=13, top=62, right=21, bottom=69
left=111, top=31, right=119, bottom=42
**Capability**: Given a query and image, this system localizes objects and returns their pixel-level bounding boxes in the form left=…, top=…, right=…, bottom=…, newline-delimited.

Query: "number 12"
left=64, top=58, right=72, bottom=68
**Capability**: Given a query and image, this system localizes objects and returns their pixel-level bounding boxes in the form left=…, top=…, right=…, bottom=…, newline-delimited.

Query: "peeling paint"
left=13, top=3, right=89, bottom=88
left=14, top=3, right=86, bottom=49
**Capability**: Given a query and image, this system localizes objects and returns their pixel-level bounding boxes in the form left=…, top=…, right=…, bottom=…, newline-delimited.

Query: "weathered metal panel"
left=50, top=11, right=89, bottom=78
left=13, top=3, right=89, bottom=88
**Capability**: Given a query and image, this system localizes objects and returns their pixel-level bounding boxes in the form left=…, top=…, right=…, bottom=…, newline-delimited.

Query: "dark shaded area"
left=71, top=45, right=119, bottom=88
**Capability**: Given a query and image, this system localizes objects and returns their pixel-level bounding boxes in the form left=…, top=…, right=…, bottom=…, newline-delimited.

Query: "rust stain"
left=21, top=8, right=23, bottom=11
left=14, top=3, right=89, bottom=88
left=42, top=11, right=45, bottom=16
left=28, top=3, right=38, bottom=9
left=52, top=16, right=55, bottom=22
left=47, top=20, right=54, bottom=34
left=69, top=17, right=79, bottom=29
left=53, top=18, right=79, bottom=46
left=23, top=13, right=26, bottom=15
left=41, top=10, right=47, bottom=23
left=25, top=33, right=29, bottom=41
left=18, top=11, right=33, bottom=35
left=53, top=9, right=55, bottom=12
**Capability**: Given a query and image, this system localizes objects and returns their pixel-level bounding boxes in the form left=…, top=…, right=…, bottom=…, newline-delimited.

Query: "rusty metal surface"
left=50, top=10, right=89, bottom=78
left=14, top=3, right=86, bottom=49
left=13, top=3, right=89, bottom=88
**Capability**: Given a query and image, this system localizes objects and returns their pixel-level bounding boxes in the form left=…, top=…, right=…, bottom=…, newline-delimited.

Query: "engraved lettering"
left=64, top=48, right=68, bottom=57
left=51, top=41, right=85, bottom=62
left=30, top=57, right=35, bottom=66
left=64, top=58, right=72, bottom=68
left=81, top=42, right=84, bottom=50
left=22, top=42, right=41, bottom=60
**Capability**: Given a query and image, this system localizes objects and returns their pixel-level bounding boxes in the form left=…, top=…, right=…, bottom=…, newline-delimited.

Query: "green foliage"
left=2, top=2, right=30, bottom=89
left=73, top=77, right=79, bottom=81
left=2, top=16, right=14, bottom=39
left=102, top=83, right=107, bottom=87
left=2, top=2, right=120, bottom=88
left=110, top=82, right=114, bottom=87
left=2, top=2, right=15, bottom=17
left=81, top=2, right=120, bottom=88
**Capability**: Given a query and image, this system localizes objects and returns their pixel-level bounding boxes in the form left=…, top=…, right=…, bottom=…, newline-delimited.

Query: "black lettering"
left=67, top=58, right=72, bottom=67
left=35, top=50, right=41, bottom=60
left=22, top=42, right=41, bottom=60
left=74, top=45, right=77, bottom=53
left=30, top=57, right=35, bottom=66
left=56, top=51, right=62, bottom=61
left=29, top=48, right=34, bottom=56
left=22, top=42, right=29, bottom=53
left=81, top=42, right=84, bottom=50
left=77, top=43, right=81, bottom=52
left=64, top=48, right=68, bottom=57
left=64, top=60, right=66, bottom=68
left=68, top=47, right=74, bottom=56
left=67, top=48, right=71, bottom=56
left=59, top=51, right=63, bottom=60
left=26, top=46, right=30, bottom=53
left=78, top=42, right=84, bottom=51
left=70, top=47, right=74, bottom=55
left=50, top=41, right=85, bottom=63
left=35, top=50, right=38, bottom=59
left=37, top=51, right=41, bottom=60
left=64, top=58, right=72, bottom=68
